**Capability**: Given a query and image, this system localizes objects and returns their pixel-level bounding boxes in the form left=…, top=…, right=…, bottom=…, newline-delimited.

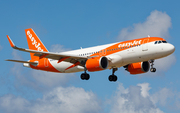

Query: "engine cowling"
left=86, top=56, right=109, bottom=72
left=125, top=61, right=150, bottom=74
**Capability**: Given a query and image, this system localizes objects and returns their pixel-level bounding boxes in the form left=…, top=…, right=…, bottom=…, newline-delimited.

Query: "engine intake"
left=86, top=56, right=108, bottom=72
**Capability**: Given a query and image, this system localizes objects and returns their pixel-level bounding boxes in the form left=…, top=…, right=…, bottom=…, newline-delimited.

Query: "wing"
left=7, top=35, right=87, bottom=64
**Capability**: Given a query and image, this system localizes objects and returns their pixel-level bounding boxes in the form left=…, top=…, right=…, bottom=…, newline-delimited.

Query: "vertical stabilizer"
left=25, top=28, right=48, bottom=60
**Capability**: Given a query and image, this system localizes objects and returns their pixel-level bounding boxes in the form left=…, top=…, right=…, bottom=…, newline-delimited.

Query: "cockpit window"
left=155, top=40, right=167, bottom=44
left=162, top=41, right=167, bottom=43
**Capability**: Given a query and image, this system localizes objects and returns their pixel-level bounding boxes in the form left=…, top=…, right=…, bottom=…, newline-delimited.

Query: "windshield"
left=154, top=40, right=167, bottom=44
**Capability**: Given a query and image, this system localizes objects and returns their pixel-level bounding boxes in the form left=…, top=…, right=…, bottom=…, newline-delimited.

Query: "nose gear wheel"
left=149, top=60, right=156, bottom=72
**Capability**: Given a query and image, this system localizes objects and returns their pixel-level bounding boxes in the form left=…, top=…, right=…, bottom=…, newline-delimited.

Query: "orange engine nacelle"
left=125, top=61, right=150, bottom=74
left=86, top=56, right=109, bottom=72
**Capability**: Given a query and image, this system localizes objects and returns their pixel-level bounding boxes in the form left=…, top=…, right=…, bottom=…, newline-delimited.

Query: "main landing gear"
left=149, top=60, right=156, bottom=72
left=80, top=68, right=90, bottom=80
left=81, top=73, right=90, bottom=80
left=80, top=67, right=118, bottom=82
left=108, top=68, right=118, bottom=82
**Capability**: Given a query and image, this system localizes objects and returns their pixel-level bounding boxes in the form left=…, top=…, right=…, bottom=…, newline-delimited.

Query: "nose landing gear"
left=149, top=60, right=156, bottom=72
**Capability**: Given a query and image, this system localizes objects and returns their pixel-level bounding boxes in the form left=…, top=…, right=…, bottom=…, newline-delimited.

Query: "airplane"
left=6, top=28, right=175, bottom=82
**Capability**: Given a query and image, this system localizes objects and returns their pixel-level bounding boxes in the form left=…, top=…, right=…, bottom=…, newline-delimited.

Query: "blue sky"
left=0, top=0, right=180, bottom=113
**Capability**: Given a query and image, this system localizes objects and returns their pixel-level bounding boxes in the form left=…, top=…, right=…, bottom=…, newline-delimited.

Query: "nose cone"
left=168, top=44, right=175, bottom=53
left=164, top=43, right=175, bottom=55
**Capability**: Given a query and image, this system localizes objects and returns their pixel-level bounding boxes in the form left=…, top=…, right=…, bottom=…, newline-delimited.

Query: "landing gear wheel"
left=81, top=73, right=90, bottom=80
left=108, top=75, right=113, bottom=81
left=81, top=73, right=85, bottom=80
left=80, top=65, right=90, bottom=80
left=150, top=68, right=156, bottom=72
left=108, top=75, right=117, bottom=82
left=85, top=73, right=90, bottom=80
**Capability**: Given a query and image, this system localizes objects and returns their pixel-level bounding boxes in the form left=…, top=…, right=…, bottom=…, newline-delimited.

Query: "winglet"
left=7, top=35, right=15, bottom=48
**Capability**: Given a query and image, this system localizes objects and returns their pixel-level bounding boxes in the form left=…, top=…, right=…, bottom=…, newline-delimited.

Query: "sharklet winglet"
left=7, top=35, right=15, bottom=48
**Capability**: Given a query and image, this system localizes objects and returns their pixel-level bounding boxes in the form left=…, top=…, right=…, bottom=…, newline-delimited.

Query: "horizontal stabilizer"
left=6, top=59, right=38, bottom=64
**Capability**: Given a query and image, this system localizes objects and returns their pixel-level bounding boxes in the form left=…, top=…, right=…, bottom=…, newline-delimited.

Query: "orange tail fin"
left=25, top=28, right=48, bottom=60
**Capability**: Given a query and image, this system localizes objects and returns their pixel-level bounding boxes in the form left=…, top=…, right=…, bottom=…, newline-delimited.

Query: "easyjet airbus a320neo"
left=6, top=28, right=175, bottom=82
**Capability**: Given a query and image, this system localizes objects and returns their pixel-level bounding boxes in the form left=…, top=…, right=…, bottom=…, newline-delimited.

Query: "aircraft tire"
left=81, top=73, right=85, bottom=80
left=150, top=68, right=156, bottom=72
left=108, top=75, right=117, bottom=82
left=85, top=74, right=90, bottom=80
left=81, top=73, right=90, bottom=80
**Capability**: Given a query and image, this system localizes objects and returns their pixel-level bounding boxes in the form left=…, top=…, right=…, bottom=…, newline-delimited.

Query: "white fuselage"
left=48, top=40, right=175, bottom=73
